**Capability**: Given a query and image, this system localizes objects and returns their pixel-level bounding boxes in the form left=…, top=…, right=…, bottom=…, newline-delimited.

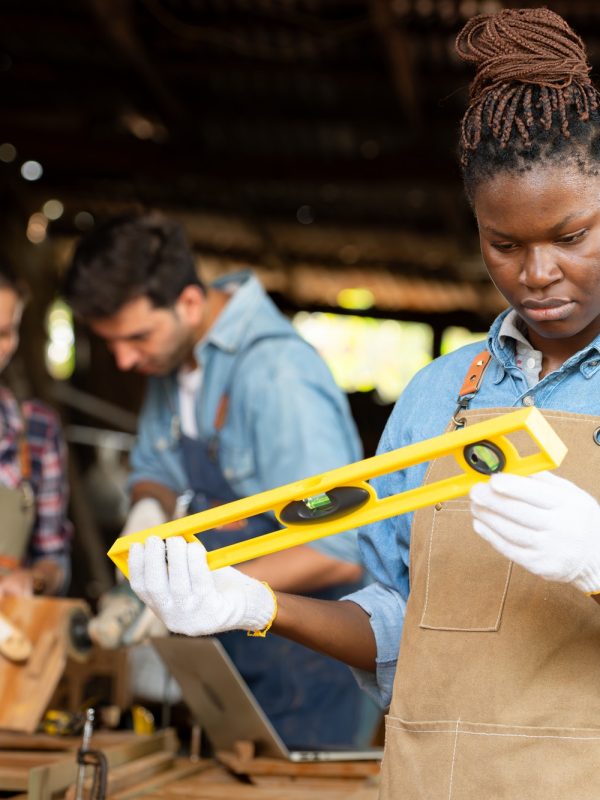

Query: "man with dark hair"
left=64, top=211, right=370, bottom=747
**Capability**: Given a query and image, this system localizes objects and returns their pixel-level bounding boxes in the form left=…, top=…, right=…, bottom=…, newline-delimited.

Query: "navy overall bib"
left=177, top=337, right=364, bottom=747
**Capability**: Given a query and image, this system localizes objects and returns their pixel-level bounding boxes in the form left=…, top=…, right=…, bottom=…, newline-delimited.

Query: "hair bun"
left=456, top=7, right=591, bottom=102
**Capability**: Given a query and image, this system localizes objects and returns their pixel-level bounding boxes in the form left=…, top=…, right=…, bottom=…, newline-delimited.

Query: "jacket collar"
left=194, top=270, right=292, bottom=359
left=487, top=307, right=600, bottom=378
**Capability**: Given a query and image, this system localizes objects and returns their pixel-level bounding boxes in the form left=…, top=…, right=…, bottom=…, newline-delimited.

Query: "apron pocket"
left=419, top=500, right=511, bottom=631
left=382, top=716, right=600, bottom=800
left=381, top=715, right=461, bottom=800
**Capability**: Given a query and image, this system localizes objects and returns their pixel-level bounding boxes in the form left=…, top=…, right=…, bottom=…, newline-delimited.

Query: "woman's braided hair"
left=457, top=7, right=600, bottom=196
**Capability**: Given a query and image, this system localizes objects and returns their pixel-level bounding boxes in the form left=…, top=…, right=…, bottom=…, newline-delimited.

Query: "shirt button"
left=526, top=357, right=536, bottom=369
left=523, top=395, right=535, bottom=406
left=589, top=360, right=599, bottom=368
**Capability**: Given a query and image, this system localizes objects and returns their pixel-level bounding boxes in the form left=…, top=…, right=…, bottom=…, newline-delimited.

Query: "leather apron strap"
left=451, top=349, right=492, bottom=428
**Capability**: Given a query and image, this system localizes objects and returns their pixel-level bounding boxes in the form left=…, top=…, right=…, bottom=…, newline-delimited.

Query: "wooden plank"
left=64, top=751, right=175, bottom=799
left=110, top=759, right=211, bottom=799
left=0, top=597, right=89, bottom=733
left=0, top=750, right=74, bottom=791
left=105, top=751, right=174, bottom=792
left=251, top=775, right=369, bottom=789
left=0, top=751, right=62, bottom=768
left=0, top=730, right=175, bottom=794
left=27, top=729, right=180, bottom=800
left=216, top=750, right=381, bottom=778
left=0, top=767, right=28, bottom=791
left=0, top=730, right=135, bottom=751
left=133, top=783, right=378, bottom=799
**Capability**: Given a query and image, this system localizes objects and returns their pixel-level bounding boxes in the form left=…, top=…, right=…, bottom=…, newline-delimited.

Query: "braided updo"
left=457, top=7, right=600, bottom=197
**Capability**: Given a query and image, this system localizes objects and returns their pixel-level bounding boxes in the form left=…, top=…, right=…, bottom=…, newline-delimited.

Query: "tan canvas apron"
left=380, top=397, right=600, bottom=797
left=0, top=431, right=35, bottom=575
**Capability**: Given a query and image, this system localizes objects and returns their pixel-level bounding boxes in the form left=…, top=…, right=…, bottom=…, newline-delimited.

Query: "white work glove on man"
left=121, top=497, right=168, bottom=537
left=128, top=536, right=276, bottom=636
left=470, top=471, right=600, bottom=593
left=88, top=498, right=169, bottom=648
left=116, top=497, right=168, bottom=586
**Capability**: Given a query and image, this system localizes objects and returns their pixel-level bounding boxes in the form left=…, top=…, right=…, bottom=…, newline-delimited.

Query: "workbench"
left=0, top=730, right=380, bottom=799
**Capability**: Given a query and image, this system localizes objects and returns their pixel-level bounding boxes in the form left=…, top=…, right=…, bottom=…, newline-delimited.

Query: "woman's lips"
left=521, top=299, right=576, bottom=322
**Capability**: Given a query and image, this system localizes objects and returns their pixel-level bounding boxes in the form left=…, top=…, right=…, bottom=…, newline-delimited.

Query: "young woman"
left=0, top=267, right=71, bottom=597
left=128, top=8, right=600, bottom=796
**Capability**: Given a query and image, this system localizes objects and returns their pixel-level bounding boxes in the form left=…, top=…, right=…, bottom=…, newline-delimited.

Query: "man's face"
left=89, top=295, right=198, bottom=376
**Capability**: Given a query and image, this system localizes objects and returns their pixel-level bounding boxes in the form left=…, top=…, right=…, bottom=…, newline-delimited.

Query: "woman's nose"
left=520, top=245, right=562, bottom=288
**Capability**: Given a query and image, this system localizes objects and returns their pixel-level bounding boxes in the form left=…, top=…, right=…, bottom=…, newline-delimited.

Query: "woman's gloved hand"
left=128, top=536, right=276, bottom=635
left=470, top=471, right=600, bottom=593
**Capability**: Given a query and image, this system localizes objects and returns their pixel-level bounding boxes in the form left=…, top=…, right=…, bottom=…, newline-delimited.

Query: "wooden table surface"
left=0, top=730, right=381, bottom=799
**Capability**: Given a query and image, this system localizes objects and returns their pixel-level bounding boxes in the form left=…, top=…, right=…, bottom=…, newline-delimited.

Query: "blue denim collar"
left=193, top=270, right=288, bottom=359
left=487, top=308, right=600, bottom=382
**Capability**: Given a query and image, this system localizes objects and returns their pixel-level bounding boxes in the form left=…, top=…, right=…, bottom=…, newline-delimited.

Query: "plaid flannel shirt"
left=0, top=387, right=72, bottom=568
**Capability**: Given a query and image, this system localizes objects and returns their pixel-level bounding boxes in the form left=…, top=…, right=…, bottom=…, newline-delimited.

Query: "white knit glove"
left=121, top=498, right=167, bottom=537
left=128, top=536, right=276, bottom=636
left=114, top=498, right=169, bottom=585
left=470, top=471, right=600, bottom=593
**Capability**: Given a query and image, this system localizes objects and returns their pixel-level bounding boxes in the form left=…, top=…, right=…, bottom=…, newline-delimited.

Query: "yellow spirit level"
left=108, top=407, right=567, bottom=579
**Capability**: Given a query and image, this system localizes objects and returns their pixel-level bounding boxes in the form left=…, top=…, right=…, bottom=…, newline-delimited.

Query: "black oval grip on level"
left=463, top=440, right=506, bottom=476
left=280, top=486, right=371, bottom=524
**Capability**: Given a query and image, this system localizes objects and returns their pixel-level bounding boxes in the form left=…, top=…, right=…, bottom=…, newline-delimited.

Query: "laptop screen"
left=152, top=635, right=383, bottom=762
left=152, top=635, right=292, bottom=758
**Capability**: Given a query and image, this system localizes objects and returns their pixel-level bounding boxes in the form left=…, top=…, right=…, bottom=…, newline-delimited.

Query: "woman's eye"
left=492, top=242, right=517, bottom=252
left=558, top=230, right=586, bottom=244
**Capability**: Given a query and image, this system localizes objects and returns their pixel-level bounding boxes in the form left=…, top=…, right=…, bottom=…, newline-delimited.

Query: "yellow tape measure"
left=108, top=408, right=567, bottom=579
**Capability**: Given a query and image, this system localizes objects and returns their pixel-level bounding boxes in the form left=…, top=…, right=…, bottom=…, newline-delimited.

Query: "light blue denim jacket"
left=129, top=271, right=363, bottom=564
left=346, top=308, right=600, bottom=708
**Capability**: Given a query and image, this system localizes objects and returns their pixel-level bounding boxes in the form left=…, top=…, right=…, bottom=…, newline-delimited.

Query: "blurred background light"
left=26, top=212, right=48, bottom=244
left=337, top=288, right=375, bottom=310
left=42, top=198, right=64, bottom=220
left=45, top=299, right=75, bottom=380
left=296, top=205, right=314, bottom=224
left=0, top=143, right=16, bottom=163
left=20, top=160, right=43, bottom=181
left=74, top=211, right=94, bottom=231
left=295, top=314, right=488, bottom=403
left=440, top=326, right=486, bottom=355
left=294, top=311, right=434, bottom=403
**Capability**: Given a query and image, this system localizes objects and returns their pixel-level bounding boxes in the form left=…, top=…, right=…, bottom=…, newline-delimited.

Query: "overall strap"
left=18, top=431, right=31, bottom=482
left=17, top=407, right=34, bottom=512
left=213, top=394, right=229, bottom=432
left=452, top=349, right=492, bottom=428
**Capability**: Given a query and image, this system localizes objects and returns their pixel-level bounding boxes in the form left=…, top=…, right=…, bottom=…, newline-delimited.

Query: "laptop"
left=151, top=635, right=383, bottom=763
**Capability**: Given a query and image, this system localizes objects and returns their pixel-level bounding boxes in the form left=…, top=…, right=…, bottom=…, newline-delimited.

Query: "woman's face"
left=0, top=288, right=23, bottom=373
left=474, top=164, right=600, bottom=355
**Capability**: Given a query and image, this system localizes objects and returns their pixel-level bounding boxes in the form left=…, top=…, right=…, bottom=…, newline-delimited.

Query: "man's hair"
left=64, top=212, right=205, bottom=318
left=456, top=7, right=600, bottom=200
left=0, top=261, right=28, bottom=302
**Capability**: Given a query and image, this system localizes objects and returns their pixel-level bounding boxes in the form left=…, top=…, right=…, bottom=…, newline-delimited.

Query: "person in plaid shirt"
left=0, top=266, right=71, bottom=597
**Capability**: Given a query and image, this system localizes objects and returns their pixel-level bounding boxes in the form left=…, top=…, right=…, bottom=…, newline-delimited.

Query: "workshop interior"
left=0, top=1, right=595, bottom=798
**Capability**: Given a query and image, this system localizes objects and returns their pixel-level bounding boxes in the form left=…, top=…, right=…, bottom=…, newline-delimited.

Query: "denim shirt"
left=346, top=308, right=600, bottom=708
left=129, top=271, right=363, bottom=564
